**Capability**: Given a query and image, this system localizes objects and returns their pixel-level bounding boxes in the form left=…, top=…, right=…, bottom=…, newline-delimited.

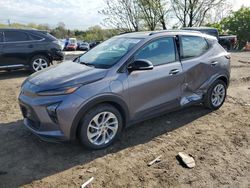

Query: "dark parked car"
left=183, top=27, right=237, bottom=51
left=219, top=35, right=238, bottom=51
left=89, top=41, right=101, bottom=48
left=183, top=27, right=220, bottom=39
left=19, top=31, right=230, bottom=149
left=0, top=28, right=64, bottom=72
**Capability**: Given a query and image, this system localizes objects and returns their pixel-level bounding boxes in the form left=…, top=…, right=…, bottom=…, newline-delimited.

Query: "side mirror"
left=127, top=59, right=153, bottom=72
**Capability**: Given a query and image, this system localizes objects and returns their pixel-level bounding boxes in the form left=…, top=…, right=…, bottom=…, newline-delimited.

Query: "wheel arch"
left=217, top=75, right=229, bottom=87
left=70, top=94, right=129, bottom=140
left=29, top=52, right=52, bottom=65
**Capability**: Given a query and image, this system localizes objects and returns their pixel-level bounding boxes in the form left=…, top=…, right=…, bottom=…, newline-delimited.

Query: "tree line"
left=0, top=0, right=249, bottom=47
left=99, top=0, right=231, bottom=31
left=0, top=22, right=119, bottom=41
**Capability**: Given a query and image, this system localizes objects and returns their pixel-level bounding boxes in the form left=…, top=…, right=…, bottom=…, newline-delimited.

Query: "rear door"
left=2, top=30, right=34, bottom=66
left=127, top=37, right=184, bottom=120
left=179, top=35, right=220, bottom=102
left=0, top=31, right=3, bottom=67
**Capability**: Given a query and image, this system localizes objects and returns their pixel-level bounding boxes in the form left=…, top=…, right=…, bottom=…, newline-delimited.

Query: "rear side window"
left=4, top=31, right=29, bottom=42
left=181, top=36, right=209, bottom=59
left=29, top=33, right=43, bottom=40
left=135, top=37, right=176, bottom=66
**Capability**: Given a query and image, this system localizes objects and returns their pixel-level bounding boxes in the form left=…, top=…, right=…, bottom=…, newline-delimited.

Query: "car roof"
left=0, top=28, right=47, bottom=33
left=117, top=30, right=217, bottom=40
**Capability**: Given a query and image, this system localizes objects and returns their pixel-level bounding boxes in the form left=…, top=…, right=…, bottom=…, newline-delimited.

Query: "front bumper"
left=19, top=100, right=68, bottom=141
left=18, top=84, right=85, bottom=141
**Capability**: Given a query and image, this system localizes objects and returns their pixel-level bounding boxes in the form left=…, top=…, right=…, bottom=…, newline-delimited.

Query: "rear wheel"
left=30, top=55, right=50, bottom=72
left=78, top=104, right=123, bottom=149
left=203, top=80, right=227, bottom=110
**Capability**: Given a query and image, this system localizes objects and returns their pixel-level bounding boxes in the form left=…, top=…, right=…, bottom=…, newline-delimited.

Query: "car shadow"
left=0, top=105, right=211, bottom=187
left=0, top=70, right=30, bottom=80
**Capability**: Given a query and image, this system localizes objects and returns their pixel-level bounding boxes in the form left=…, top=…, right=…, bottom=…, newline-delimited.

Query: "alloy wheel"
left=87, top=111, right=119, bottom=146
left=211, top=84, right=225, bottom=107
left=32, top=58, right=48, bottom=72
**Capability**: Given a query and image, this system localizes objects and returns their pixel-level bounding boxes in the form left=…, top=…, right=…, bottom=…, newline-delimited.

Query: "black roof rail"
left=118, top=31, right=136, bottom=35
left=149, top=29, right=202, bottom=36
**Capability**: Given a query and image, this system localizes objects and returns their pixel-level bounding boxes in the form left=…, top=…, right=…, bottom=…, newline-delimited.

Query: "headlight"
left=37, top=85, right=81, bottom=96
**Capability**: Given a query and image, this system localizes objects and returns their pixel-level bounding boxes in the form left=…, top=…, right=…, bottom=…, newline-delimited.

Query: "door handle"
left=211, top=61, right=218, bottom=66
left=169, top=69, right=179, bottom=75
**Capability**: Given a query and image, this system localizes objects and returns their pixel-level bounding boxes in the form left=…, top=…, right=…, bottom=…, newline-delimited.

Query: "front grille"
left=20, top=104, right=40, bottom=130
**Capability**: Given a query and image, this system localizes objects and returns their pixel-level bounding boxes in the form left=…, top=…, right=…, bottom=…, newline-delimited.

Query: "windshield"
left=79, top=37, right=141, bottom=69
left=69, top=39, right=77, bottom=44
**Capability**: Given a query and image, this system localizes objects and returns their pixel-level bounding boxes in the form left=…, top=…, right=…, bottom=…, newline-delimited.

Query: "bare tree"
left=205, top=0, right=232, bottom=24
left=171, top=0, right=226, bottom=27
left=99, top=0, right=140, bottom=32
left=138, top=0, right=169, bottom=30
left=155, top=0, right=170, bottom=30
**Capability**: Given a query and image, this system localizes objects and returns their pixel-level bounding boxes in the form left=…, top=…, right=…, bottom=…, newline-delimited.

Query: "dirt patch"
left=0, top=52, right=249, bottom=188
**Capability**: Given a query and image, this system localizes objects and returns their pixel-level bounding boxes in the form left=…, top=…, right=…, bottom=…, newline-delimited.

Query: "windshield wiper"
left=79, top=61, right=95, bottom=67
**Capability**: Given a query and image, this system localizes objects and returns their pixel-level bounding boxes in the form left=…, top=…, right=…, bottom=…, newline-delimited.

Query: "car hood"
left=27, top=61, right=108, bottom=90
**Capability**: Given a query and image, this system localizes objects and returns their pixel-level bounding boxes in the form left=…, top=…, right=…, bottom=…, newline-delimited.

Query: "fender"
left=199, top=72, right=229, bottom=93
left=70, top=93, right=130, bottom=140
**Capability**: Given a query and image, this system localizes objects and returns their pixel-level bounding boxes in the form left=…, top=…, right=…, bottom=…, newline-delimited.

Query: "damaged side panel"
left=179, top=44, right=228, bottom=106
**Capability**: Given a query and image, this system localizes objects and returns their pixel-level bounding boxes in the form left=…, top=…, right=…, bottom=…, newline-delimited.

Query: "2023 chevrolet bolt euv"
left=19, top=31, right=230, bottom=149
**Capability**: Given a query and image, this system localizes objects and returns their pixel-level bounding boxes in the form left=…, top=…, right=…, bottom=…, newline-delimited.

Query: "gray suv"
left=19, top=31, right=230, bottom=149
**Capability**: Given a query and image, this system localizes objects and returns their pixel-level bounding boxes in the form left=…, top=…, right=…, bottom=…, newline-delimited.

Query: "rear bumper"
left=52, top=50, right=65, bottom=61
left=66, top=46, right=77, bottom=50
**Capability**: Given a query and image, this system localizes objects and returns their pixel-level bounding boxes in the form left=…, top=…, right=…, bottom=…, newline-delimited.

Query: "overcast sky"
left=0, top=0, right=249, bottom=30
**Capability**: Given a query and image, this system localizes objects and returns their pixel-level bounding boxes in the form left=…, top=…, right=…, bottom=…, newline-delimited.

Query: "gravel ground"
left=0, top=52, right=249, bottom=188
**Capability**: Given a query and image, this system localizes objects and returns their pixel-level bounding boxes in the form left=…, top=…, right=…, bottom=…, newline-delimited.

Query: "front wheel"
left=78, top=104, right=123, bottom=149
left=203, top=80, right=227, bottom=110
left=30, top=55, right=50, bottom=72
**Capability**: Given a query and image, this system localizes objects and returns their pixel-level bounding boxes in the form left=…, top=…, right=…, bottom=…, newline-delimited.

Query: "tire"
left=30, top=55, right=50, bottom=73
left=78, top=104, right=123, bottom=149
left=203, top=80, right=227, bottom=110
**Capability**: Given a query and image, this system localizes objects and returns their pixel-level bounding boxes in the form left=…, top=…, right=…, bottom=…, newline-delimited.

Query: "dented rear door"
left=179, top=35, right=220, bottom=105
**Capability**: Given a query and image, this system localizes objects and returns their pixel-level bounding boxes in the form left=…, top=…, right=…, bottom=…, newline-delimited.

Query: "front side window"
left=135, top=37, right=176, bottom=66
left=181, top=36, right=209, bottom=59
left=79, top=37, right=141, bottom=69
left=4, top=31, right=29, bottom=42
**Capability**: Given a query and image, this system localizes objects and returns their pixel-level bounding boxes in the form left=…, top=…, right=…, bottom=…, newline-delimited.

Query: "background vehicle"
left=0, top=28, right=64, bottom=72
left=183, top=27, right=237, bottom=51
left=219, top=35, right=238, bottom=51
left=79, top=42, right=90, bottom=51
left=19, top=31, right=230, bottom=149
left=183, top=27, right=220, bottom=39
left=65, top=38, right=77, bottom=50
left=89, top=41, right=101, bottom=48
left=59, top=39, right=66, bottom=50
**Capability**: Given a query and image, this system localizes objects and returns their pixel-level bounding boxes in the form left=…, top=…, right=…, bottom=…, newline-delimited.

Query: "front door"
left=127, top=37, right=184, bottom=120
left=2, top=30, right=32, bottom=66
